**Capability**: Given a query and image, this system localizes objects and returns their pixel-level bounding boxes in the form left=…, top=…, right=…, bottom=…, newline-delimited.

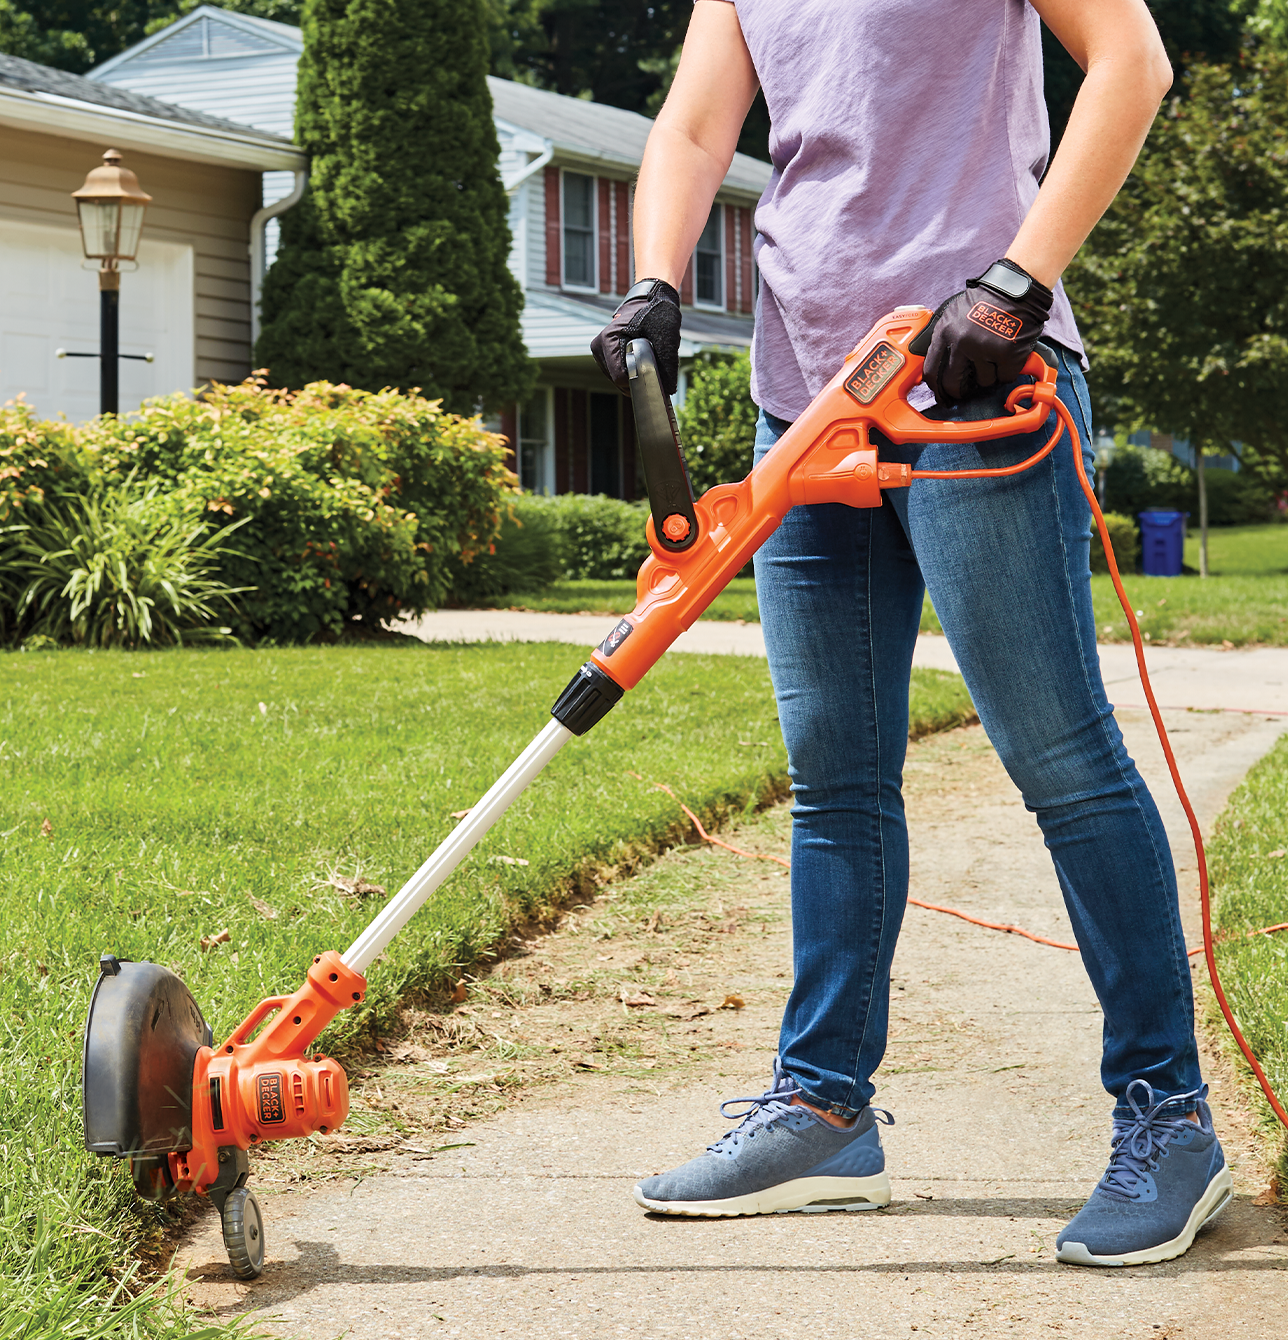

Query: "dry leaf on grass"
left=719, top=994, right=746, bottom=1010
left=248, top=896, right=278, bottom=919
left=321, top=875, right=387, bottom=899
left=40, top=818, right=52, bottom=839
left=572, top=1057, right=604, bottom=1071
left=645, top=909, right=665, bottom=932
left=489, top=855, right=530, bottom=866
left=1266, top=849, right=1286, bottom=860
left=621, top=990, right=657, bottom=1008
left=450, top=808, right=473, bottom=820
left=450, top=980, right=469, bottom=1004
left=200, top=929, right=231, bottom=951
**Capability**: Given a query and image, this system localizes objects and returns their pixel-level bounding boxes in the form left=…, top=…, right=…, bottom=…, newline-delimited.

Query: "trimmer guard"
left=82, top=955, right=212, bottom=1198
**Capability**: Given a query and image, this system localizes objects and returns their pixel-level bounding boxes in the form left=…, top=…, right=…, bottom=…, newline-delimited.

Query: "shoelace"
left=1098, top=1079, right=1204, bottom=1201
left=707, top=1062, right=893, bottom=1155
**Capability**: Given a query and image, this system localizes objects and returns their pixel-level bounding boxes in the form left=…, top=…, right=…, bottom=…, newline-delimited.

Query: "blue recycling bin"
left=1138, top=510, right=1189, bottom=577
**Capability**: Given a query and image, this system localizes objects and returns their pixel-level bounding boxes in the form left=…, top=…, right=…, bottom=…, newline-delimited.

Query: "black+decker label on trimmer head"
left=256, top=1072, right=287, bottom=1124
left=844, top=340, right=904, bottom=404
left=599, top=618, right=634, bottom=658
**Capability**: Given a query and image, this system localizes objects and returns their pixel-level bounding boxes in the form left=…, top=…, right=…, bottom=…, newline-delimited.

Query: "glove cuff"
left=619, top=277, right=681, bottom=309
left=973, top=258, right=1053, bottom=307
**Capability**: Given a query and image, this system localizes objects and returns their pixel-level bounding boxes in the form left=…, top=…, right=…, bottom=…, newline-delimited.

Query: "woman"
left=591, top=0, right=1229, bottom=1267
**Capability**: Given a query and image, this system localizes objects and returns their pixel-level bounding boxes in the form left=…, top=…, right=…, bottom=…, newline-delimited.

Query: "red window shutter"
left=597, top=178, right=611, bottom=293
left=680, top=256, right=694, bottom=307
left=615, top=181, right=630, bottom=292
left=739, top=208, right=754, bottom=314
left=725, top=206, right=737, bottom=312
left=545, top=166, right=561, bottom=287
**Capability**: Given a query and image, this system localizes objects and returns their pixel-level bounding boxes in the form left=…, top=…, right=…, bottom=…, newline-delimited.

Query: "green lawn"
left=1208, top=732, right=1288, bottom=1179
left=481, top=576, right=762, bottom=622
left=0, top=642, right=972, bottom=1336
left=494, top=524, right=1288, bottom=648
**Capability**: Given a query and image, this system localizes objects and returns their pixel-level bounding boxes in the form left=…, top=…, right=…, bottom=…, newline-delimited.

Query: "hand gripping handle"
left=626, top=340, right=700, bottom=551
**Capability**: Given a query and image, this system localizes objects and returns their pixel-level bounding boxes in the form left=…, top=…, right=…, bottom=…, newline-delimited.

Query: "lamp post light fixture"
left=68, top=148, right=153, bottom=416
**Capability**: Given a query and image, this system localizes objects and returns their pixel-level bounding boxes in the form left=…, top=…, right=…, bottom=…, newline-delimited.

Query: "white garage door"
left=0, top=218, right=194, bottom=424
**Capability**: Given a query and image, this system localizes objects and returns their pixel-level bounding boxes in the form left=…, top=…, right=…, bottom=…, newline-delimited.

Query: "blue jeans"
left=753, top=345, right=1202, bottom=1122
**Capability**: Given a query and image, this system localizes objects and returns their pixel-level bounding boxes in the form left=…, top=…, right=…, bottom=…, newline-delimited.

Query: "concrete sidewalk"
left=403, top=609, right=1288, bottom=716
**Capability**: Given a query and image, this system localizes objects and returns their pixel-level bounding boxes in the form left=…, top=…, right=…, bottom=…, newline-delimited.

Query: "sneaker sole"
left=1056, top=1163, right=1234, bottom=1267
left=632, top=1171, right=892, bottom=1218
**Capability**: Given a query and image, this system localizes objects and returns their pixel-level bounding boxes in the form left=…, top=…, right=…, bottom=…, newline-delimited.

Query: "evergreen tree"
left=255, top=0, right=532, bottom=413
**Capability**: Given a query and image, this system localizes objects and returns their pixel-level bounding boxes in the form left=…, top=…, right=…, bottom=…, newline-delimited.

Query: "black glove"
left=591, top=278, right=682, bottom=396
left=912, top=258, right=1053, bottom=404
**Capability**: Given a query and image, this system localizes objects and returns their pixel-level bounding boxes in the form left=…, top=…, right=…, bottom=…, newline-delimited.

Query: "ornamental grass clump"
left=4, top=484, right=249, bottom=648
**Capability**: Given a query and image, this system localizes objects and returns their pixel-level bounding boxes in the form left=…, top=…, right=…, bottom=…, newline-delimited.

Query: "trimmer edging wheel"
left=220, top=1184, right=266, bottom=1280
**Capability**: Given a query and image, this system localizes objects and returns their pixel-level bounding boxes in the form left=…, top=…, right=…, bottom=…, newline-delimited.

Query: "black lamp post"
left=66, top=149, right=153, bottom=416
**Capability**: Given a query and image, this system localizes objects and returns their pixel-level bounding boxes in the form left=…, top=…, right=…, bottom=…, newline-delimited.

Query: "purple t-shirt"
left=712, top=0, right=1086, bottom=420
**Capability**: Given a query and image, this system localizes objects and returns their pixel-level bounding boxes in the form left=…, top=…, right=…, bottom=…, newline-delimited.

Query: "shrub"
left=84, top=378, right=515, bottom=642
left=445, top=493, right=567, bottom=603
left=1090, top=510, right=1140, bottom=574
left=2, top=483, right=247, bottom=648
left=0, top=397, right=90, bottom=520
left=554, top=494, right=651, bottom=580
left=1104, top=444, right=1276, bottom=527
left=676, top=350, right=758, bottom=494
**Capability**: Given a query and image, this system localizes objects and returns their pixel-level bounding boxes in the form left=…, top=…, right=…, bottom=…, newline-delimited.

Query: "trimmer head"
left=82, top=955, right=211, bottom=1199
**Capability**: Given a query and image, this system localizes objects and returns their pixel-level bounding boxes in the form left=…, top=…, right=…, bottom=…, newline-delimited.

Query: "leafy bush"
left=1104, top=444, right=1276, bottom=527
left=1, top=484, right=248, bottom=648
left=554, top=493, right=651, bottom=580
left=0, top=397, right=90, bottom=520
left=446, top=493, right=567, bottom=603
left=1090, top=510, right=1140, bottom=574
left=676, top=350, right=758, bottom=494
left=83, top=378, right=515, bottom=642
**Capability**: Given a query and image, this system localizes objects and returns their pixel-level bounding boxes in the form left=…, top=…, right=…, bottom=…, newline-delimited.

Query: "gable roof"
left=0, top=50, right=304, bottom=169
left=89, top=6, right=301, bottom=78
left=488, top=77, right=771, bottom=199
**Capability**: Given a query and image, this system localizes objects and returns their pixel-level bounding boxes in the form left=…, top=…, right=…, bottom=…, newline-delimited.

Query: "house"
left=89, top=7, right=772, bottom=499
left=0, top=51, right=304, bottom=423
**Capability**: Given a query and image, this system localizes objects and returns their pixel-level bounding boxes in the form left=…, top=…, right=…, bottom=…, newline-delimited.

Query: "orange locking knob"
left=662, top=513, right=691, bottom=542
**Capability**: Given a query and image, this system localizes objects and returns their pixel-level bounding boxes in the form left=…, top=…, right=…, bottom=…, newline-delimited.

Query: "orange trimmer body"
left=165, top=951, right=367, bottom=1195
left=589, top=306, right=1058, bottom=690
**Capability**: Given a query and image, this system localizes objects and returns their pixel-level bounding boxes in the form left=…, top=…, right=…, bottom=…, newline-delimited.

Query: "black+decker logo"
left=967, top=302, right=1022, bottom=341
left=598, top=618, right=634, bottom=657
left=256, top=1072, right=287, bottom=1124
left=844, top=341, right=905, bottom=405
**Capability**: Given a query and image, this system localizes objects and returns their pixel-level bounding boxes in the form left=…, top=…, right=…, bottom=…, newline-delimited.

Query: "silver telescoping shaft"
left=342, top=718, right=574, bottom=975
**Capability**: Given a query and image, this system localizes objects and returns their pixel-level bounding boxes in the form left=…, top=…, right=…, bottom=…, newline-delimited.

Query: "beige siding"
left=0, top=124, right=260, bottom=385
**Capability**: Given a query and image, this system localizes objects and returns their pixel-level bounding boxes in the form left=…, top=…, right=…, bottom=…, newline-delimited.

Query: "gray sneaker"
left=633, top=1060, right=893, bottom=1217
left=1057, top=1081, right=1232, bottom=1267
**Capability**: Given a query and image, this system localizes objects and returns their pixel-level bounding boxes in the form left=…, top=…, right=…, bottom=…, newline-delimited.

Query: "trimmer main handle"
left=585, top=306, right=1057, bottom=691
left=627, top=339, right=699, bottom=552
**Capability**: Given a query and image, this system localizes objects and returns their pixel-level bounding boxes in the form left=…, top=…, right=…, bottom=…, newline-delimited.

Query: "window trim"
left=692, top=201, right=724, bottom=311
left=560, top=167, right=598, bottom=293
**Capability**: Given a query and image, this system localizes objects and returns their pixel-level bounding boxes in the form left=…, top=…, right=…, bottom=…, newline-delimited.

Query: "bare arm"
left=1010, top=0, right=1172, bottom=287
left=633, top=1, right=759, bottom=288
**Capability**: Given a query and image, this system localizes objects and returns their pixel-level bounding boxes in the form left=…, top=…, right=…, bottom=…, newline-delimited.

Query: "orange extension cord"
left=658, top=389, right=1288, bottom=1132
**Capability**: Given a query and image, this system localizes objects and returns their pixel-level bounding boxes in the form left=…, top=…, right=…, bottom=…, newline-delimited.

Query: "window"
left=562, top=171, right=595, bottom=289
left=518, top=389, right=554, bottom=494
left=589, top=392, right=621, bottom=497
left=694, top=204, right=723, bottom=307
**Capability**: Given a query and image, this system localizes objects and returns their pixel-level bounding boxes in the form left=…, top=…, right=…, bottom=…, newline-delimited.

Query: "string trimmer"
left=82, top=306, right=1287, bottom=1279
